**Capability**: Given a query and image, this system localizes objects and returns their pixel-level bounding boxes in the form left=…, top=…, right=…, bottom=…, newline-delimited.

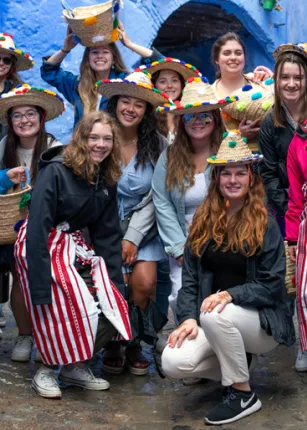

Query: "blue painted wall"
left=0, top=0, right=305, bottom=143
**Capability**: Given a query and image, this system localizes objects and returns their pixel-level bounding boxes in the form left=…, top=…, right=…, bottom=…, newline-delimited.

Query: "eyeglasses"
left=0, top=56, right=13, bottom=66
left=182, top=112, right=214, bottom=126
left=11, top=110, right=39, bottom=122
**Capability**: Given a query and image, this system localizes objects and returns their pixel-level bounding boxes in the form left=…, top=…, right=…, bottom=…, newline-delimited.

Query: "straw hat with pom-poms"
left=273, top=42, right=307, bottom=62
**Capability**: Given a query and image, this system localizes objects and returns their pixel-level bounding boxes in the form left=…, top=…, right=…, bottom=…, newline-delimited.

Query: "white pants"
left=168, top=256, right=182, bottom=325
left=162, top=303, right=278, bottom=386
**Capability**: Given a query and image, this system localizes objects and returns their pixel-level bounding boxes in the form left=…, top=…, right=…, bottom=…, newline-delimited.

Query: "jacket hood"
left=38, top=145, right=64, bottom=170
left=296, top=122, right=307, bottom=139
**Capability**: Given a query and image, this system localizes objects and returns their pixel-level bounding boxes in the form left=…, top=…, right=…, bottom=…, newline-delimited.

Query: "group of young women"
left=0, top=13, right=306, bottom=425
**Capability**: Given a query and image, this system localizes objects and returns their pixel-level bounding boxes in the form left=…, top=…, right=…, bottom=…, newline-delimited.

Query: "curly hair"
left=165, top=109, right=226, bottom=194
left=106, top=95, right=161, bottom=167
left=78, top=44, right=128, bottom=115
left=188, top=166, right=268, bottom=257
left=63, top=111, right=121, bottom=185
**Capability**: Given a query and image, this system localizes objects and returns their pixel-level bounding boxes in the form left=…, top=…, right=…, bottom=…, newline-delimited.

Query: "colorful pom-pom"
left=111, top=28, right=120, bottom=42
left=262, top=100, right=272, bottom=111
left=14, top=220, right=24, bottom=233
left=19, top=193, right=31, bottom=209
left=223, top=131, right=229, bottom=138
left=242, top=84, right=253, bottom=91
left=0, top=36, right=5, bottom=41
left=113, top=17, right=119, bottom=29
left=264, top=77, right=274, bottom=85
left=222, top=112, right=232, bottom=120
left=83, top=16, right=98, bottom=26
left=237, top=102, right=247, bottom=112
left=228, top=141, right=237, bottom=148
left=242, top=137, right=248, bottom=143
left=251, top=92, right=263, bottom=100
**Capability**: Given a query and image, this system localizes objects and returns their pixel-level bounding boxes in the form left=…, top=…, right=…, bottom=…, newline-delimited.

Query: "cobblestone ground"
left=0, top=303, right=306, bottom=430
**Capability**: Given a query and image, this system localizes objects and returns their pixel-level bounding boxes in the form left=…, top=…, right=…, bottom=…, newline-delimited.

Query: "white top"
left=184, top=172, right=207, bottom=227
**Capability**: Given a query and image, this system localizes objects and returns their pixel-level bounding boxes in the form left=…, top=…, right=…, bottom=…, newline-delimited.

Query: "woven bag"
left=284, top=241, right=296, bottom=298
left=0, top=184, right=31, bottom=245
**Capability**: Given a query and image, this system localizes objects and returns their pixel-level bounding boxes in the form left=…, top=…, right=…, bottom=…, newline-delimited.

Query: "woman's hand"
left=7, top=167, right=26, bottom=184
left=288, top=245, right=297, bottom=263
left=176, top=255, right=184, bottom=267
left=167, top=319, right=198, bottom=348
left=62, top=26, right=78, bottom=52
left=239, top=118, right=261, bottom=140
left=200, top=291, right=232, bottom=314
left=122, top=240, right=138, bottom=266
left=117, top=21, right=132, bottom=49
left=252, top=66, right=273, bottom=82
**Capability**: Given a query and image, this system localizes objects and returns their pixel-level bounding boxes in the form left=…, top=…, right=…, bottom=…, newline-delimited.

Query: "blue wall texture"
left=0, top=0, right=306, bottom=143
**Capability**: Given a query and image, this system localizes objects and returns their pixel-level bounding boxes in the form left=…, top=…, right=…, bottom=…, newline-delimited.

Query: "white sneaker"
left=0, top=328, right=2, bottom=340
left=0, top=307, right=6, bottom=328
left=11, top=335, right=33, bottom=362
left=295, top=349, right=307, bottom=372
left=31, top=367, right=62, bottom=399
left=59, top=366, right=110, bottom=391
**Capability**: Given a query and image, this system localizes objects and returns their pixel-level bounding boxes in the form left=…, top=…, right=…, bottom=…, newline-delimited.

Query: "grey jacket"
left=152, top=148, right=211, bottom=258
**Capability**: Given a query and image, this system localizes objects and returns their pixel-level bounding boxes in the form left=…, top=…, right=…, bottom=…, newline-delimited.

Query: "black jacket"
left=177, top=217, right=295, bottom=347
left=26, top=146, right=124, bottom=306
left=259, top=110, right=295, bottom=216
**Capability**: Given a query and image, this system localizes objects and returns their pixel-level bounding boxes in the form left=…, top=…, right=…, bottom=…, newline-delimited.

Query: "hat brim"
left=143, top=62, right=201, bottom=81
left=0, top=47, right=34, bottom=72
left=0, top=91, right=65, bottom=122
left=97, top=81, right=169, bottom=107
left=273, top=45, right=307, bottom=61
left=157, top=100, right=230, bottom=115
left=208, top=154, right=263, bottom=166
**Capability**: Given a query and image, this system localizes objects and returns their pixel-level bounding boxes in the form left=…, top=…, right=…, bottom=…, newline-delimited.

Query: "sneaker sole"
left=295, top=366, right=307, bottom=372
left=11, top=356, right=31, bottom=363
left=31, top=380, right=62, bottom=399
left=58, top=375, right=110, bottom=391
left=0, top=321, right=6, bottom=328
left=102, top=363, right=124, bottom=375
left=204, top=399, right=262, bottom=425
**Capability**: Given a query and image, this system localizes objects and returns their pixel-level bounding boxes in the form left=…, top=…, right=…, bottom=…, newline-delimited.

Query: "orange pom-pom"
left=111, top=28, right=120, bottom=42
left=83, top=16, right=98, bottom=26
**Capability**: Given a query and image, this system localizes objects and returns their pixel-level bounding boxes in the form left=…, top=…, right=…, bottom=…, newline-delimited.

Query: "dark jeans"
left=155, top=258, right=172, bottom=318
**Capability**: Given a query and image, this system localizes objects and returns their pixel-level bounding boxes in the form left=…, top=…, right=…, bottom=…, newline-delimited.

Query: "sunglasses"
left=0, top=56, right=13, bottom=66
left=182, top=112, right=214, bottom=125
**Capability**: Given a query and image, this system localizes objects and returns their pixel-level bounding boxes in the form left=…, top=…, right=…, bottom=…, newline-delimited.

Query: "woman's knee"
left=161, top=346, right=186, bottom=379
left=131, top=265, right=157, bottom=295
left=200, top=308, right=228, bottom=336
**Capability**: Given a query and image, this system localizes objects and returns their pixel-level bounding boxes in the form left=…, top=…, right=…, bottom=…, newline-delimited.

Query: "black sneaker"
left=205, top=387, right=262, bottom=425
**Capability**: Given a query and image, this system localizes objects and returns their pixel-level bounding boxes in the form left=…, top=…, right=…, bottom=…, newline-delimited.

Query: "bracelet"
left=61, top=48, right=71, bottom=54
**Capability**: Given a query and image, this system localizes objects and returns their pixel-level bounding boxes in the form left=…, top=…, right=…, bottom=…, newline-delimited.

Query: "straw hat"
left=156, top=77, right=237, bottom=115
left=222, top=78, right=274, bottom=123
left=207, top=130, right=263, bottom=166
left=63, top=0, right=121, bottom=47
left=135, top=58, right=202, bottom=81
left=0, top=33, right=34, bottom=71
left=273, top=42, right=307, bottom=62
left=0, top=84, right=65, bottom=122
left=96, top=71, right=171, bottom=107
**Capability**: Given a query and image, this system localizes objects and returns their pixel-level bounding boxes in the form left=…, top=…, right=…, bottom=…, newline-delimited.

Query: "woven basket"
left=0, top=184, right=31, bottom=245
left=63, top=1, right=115, bottom=47
left=284, top=241, right=296, bottom=298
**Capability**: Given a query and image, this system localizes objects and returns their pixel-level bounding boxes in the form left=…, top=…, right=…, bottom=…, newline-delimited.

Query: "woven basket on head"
left=284, top=241, right=296, bottom=298
left=222, top=80, right=274, bottom=123
left=63, top=1, right=117, bottom=47
left=0, top=184, right=31, bottom=245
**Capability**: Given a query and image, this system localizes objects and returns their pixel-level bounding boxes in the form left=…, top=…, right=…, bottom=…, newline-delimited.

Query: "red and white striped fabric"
left=14, top=219, right=132, bottom=366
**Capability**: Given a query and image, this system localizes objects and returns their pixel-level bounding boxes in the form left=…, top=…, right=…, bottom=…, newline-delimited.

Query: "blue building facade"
left=0, top=0, right=306, bottom=142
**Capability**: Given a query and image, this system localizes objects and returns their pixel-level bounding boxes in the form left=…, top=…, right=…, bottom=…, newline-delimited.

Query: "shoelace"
left=40, top=372, right=59, bottom=388
left=15, top=336, right=32, bottom=345
left=76, top=367, right=95, bottom=380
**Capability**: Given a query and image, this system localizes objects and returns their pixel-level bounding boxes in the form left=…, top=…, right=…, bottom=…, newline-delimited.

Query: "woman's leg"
left=130, top=260, right=157, bottom=310
left=155, top=258, right=172, bottom=317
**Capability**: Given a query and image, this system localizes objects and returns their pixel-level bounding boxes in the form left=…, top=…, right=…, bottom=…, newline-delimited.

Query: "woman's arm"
left=45, top=26, right=78, bottom=65
left=0, top=169, right=14, bottom=194
left=152, top=150, right=186, bottom=258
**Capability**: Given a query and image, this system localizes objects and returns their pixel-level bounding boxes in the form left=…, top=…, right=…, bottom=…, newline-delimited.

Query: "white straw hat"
left=0, top=33, right=34, bottom=71
left=135, top=57, right=202, bottom=81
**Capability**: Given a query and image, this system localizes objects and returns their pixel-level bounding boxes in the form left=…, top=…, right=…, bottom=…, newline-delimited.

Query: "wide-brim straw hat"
left=273, top=42, right=307, bottom=62
left=96, top=71, right=171, bottom=107
left=207, top=130, right=263, bottom=166
left=0, top=33, right=34, bottom=71
left=0, top=84, right=65, bottom=122
left=63, top=0, right=120, bottom=47
left=156, top=77, right=237, bottom=115
left=222, top=78, right=274, bottom=123
left=135, top=58, right=202, bottom=81
left=0, top=184, right=31, bottom=245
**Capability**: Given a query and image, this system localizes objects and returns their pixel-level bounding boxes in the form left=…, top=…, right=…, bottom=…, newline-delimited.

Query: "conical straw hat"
left=273, top=42, right=307, bottom=62
left=156, top=77, right=237, bottom=115
left=207, top=130, right=263, bottom=166
left=222, top=78, right=274, bottom=123
left=0, top=33, right=34, bottom=71
left=96, top=71, right=171, bottom=107
left=135, top=57, right=202, bottom=81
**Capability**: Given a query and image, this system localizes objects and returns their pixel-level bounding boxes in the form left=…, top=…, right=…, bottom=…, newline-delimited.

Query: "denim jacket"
left=152, top=148, right=211, bottom=259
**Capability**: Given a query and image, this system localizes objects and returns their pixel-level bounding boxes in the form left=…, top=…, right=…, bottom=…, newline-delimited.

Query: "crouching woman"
left=14, top=111, right=131, bottom=399
left=161, top=131, right=295, bottom=425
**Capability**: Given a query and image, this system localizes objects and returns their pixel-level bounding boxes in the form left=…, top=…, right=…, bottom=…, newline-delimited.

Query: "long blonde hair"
left=78, top=44, right=128, bottom=115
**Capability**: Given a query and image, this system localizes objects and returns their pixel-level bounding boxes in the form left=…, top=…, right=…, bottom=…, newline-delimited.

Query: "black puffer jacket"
left=177, top=217, right=295, bottom=347
left=259, top=110, right=295, bottom=216
left=26, top=145, right=124, bottom=305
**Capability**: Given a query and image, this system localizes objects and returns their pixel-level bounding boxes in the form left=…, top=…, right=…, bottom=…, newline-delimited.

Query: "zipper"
left=95, top=172, right=99, bottom=191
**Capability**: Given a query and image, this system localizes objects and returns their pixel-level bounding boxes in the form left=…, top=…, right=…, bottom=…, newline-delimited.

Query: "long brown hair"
left=3, top=106, right=55, bottom=184
left=165, top=109, right=226, bottom=193
left=78, top=44, right=128, bottom=115
left=211, top=32, right=247, bottom=80
left=273, top=52, right=307, bottom=127
left=188, top=166, right=268, bottom=257
left=63, top=111, right=121, bottom=185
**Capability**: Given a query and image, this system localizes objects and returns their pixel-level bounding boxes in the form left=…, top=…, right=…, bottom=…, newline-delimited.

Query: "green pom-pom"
left=184, top=104, right=193, bottom=108
left=237, top=102, right=247, bottom=112
left=0, top=36, right=6, bottom=41
left=262, top=100, right=272, bottom=111
left=19, top=193, right=31, bottom=209
left=223, top=131, right=229, bottom=138
left=242, top=137, right=248, bottom=143
left=211, top=156, right=217, bottom=160
left=113, top=17, right=119, bottom=29
left=228, top=141, right=237, bottom=148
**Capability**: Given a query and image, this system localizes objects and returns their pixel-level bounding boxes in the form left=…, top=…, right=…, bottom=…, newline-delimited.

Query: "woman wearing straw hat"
left=259, top=43, right=307, bottom=239
left=211, top=32, right=273, bottom=152
left=14, top=110, right=131, bottom=399
left=162, top=131, right=295, bottom=425
left=97, top=71, right=170, bottom=375
left=152, top=77, right=228, bottom=329
left=0, top=84, right=64, bottom=363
